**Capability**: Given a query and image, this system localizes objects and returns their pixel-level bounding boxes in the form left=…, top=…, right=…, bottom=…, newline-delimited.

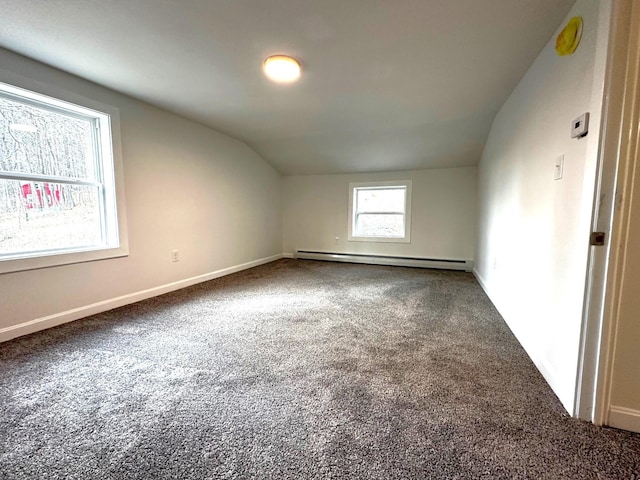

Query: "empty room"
left=1, top=0, right=639, bottom=478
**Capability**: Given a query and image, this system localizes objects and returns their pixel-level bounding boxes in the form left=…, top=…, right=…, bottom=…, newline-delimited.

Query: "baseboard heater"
left=294, top=250, right=473, bottom=272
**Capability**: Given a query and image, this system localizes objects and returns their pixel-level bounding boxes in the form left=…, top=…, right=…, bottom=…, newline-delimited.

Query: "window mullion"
left=0, top=170, right=100, bottom=187
left=356, top=211, right=404, bottom=215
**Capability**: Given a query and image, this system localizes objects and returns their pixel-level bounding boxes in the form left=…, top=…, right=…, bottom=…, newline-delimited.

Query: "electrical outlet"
left=335, top=236, right=341, bottom=245
left=171, top=249, right=180, bottom=263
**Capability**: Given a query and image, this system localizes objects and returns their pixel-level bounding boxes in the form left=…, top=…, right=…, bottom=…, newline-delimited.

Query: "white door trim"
left=575, top=0, right=640, bottom=426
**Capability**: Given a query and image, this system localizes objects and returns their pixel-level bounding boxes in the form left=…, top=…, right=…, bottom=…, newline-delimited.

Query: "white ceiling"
left=0, top=0, right=574, bottom=175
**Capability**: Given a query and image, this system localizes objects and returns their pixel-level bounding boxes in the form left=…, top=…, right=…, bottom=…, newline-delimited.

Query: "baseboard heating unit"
left=294, top=250, right=473, bottom=272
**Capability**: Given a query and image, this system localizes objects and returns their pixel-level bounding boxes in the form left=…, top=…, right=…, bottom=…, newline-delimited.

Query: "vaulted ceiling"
left=0, top=0, right=574, bottom=175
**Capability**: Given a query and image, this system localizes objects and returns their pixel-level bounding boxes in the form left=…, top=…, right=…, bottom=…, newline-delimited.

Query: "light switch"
left=554, top=155, right=564, bottom=180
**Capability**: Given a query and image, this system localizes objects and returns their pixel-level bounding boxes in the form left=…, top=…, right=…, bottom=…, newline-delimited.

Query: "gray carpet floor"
left=1, top=259, right=639, bottom=479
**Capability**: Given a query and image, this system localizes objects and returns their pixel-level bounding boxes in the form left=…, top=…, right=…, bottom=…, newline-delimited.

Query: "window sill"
left=348, top=235, right=411, bottom=244
left=0, top=245, right=129, bottom=274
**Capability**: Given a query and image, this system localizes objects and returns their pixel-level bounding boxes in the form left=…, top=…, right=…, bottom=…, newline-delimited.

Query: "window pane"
left=0, top=96, right=96, bottom=180
left=356, top=187, right=405, bottom=213
left=355, top=213, right=404, bottom=237
left=0, top=179, right=103, bottom=256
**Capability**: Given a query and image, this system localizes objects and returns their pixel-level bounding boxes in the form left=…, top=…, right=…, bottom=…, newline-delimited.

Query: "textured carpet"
left=1, top=259, right=639, bottom=479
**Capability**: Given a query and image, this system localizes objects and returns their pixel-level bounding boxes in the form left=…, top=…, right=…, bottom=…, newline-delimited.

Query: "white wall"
left=0, top=48, right=282, bottom=339
left=283, top=166, right=476, bottom=261
left=475, top=0, right=610, bottom=413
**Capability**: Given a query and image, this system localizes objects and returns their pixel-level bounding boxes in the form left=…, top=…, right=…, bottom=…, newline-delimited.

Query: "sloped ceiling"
left=0, top=0, right=574, bottom=175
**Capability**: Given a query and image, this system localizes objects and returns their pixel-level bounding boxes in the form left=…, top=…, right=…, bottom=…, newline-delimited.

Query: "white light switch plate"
left=554, top=155, right=564, bottom=180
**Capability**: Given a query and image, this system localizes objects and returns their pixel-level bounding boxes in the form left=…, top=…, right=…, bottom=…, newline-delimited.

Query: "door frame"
left=575, top=0, right=640, bottom=426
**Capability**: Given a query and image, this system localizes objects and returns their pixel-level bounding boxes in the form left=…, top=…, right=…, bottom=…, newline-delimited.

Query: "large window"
left=0, top=80, right=127, bottom=273
left=348, top=180, right=412, bottom=243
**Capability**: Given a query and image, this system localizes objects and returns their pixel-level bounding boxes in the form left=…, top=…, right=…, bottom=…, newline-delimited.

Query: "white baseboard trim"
left=472, top=268, right=489, bottom=292
left=608, top=405, right=640, bottom=433
left=0, top=253, right=283, bottom=343
left=282, top=252, right=295, bottom=259
left=472, top=268, right=574, bottom=415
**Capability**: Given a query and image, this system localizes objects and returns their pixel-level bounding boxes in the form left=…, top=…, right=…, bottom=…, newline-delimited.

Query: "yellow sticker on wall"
left=556, top=16, right=583, bottom=56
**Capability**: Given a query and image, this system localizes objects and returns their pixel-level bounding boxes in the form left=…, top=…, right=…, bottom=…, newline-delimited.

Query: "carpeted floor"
left=1, top=259, right=639, bottom=479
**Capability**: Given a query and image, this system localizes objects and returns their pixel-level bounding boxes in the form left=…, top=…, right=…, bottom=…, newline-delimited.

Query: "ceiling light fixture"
left=263, top=55, right=301, bottom=83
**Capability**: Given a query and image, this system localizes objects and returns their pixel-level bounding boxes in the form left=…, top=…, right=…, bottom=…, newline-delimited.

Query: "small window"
left=0, top=80, right=127, bottom=273
left=348, top=180, right=412, bottom=243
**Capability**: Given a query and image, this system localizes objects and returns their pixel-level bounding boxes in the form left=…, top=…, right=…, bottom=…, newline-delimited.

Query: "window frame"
left=348, top=180, right=412, bottom=243
left=0, top=72, right=128, bottom=274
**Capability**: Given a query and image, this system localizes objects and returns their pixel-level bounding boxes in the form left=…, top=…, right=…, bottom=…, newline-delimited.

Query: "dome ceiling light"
left=263, top=55, right=301, bottom=83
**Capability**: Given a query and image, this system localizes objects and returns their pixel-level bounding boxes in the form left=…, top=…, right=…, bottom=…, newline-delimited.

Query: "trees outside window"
left=0, top=82, right=123, bottom=268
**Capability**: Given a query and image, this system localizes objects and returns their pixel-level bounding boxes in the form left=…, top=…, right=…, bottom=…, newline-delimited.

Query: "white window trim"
left=348, top=180, right=412, bottom=243
left=0, top=71, right=129, bottom=275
